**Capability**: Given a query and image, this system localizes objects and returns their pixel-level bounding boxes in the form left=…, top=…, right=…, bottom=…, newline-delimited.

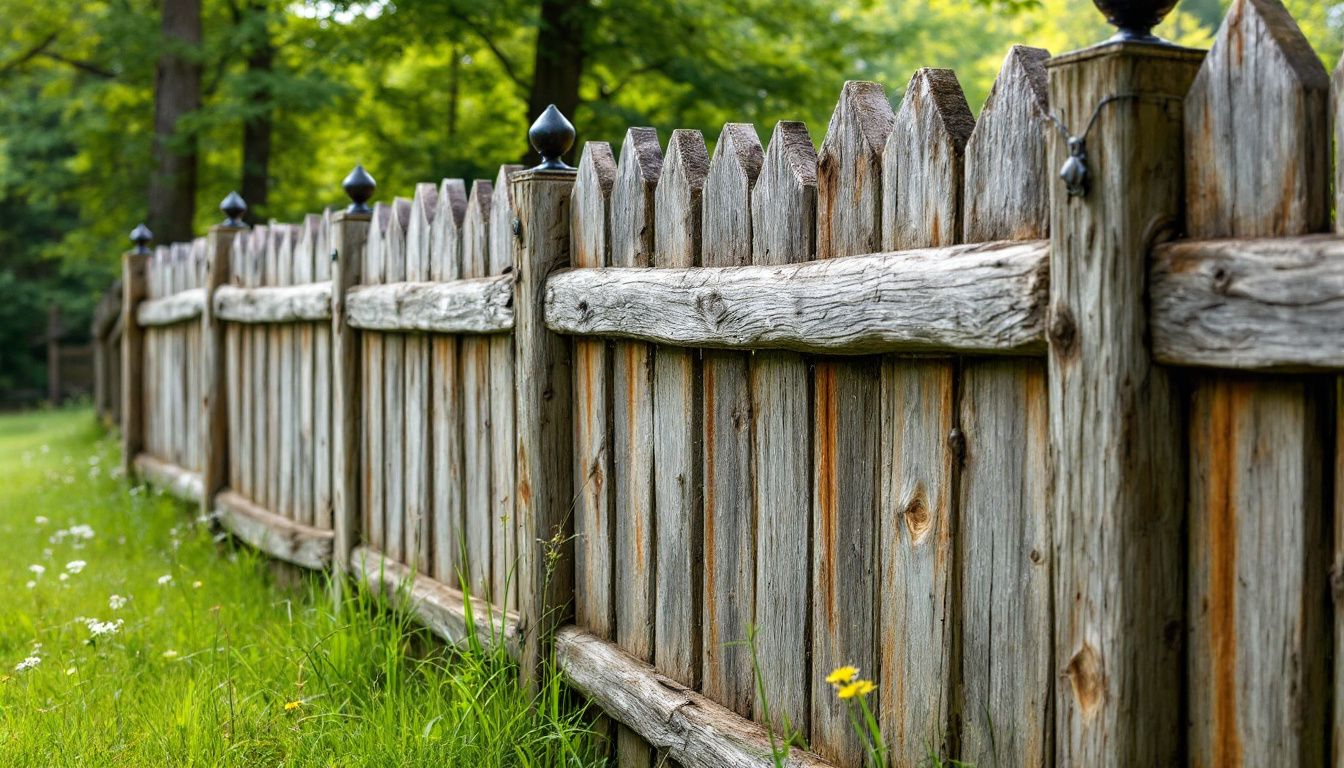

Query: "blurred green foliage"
left=0, top=0, right=1339, bottom=399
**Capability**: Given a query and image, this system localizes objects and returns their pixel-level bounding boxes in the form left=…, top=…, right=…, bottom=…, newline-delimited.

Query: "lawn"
left=0, top=407, right=600, bottom=767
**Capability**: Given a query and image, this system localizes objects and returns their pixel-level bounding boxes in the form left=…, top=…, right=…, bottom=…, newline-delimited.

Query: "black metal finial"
left=129, top=223, right=153, bottom=255
left=1092, top=0, right=1179, bottom=44
left=343, top=165, right=376, bottom=213
left=528, top=105, right=576, bottom=171
left=220, top=191, right=247, bottom=227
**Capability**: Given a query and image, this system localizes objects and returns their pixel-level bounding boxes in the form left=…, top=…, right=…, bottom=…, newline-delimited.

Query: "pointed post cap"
left=343, top=165, right=376, bottom=213
left=129, top=223, right=153, bottom=254
left=220, top=191, right=248, bottom=227
left=528, top=105, right=576, bottom=171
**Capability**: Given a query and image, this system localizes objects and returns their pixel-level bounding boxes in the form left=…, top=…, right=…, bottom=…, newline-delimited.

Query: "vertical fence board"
left=750, top=120, right=816, bottom=742
left=331, top=210, right=369, bottom=584
left=363, top=206, right=388, bottom=552
left=462, top=181, right=494, bottom=596
left=266, top=230, right=283, bottom=512
left=812, top=80, right=891, bottom=767
left=249, top=229, right=268, bottom=506
left=383, top=199, right=410, bottom=563
left=957, top=44, right=1053, bottom=768
left=490, top=164, right=523, bottom=610
left=431, top=180, right=467, bottom=583
left=405, top=184, right=436, bottom=572
left=610, top=127, right=662, bottom=768
left=120, top=246, right=148, bottom=477
left=701, top=122, right=761, bottom=719
left=653, top=129, right=708, bottom=691
left=295, top=216, right=317, bottom=527
left=1185, top=5, right=1332, bottom=765
left=226, top=231, right=244, bottom=495
left=314, top=211, right=333, bottom=530
left=278, top=226, right=297, bottom=520
left=202, top=225, right=239, bottom=519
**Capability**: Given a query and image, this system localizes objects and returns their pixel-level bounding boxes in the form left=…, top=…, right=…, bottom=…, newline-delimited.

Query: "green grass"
left=0, top=407, right=601, bottom=766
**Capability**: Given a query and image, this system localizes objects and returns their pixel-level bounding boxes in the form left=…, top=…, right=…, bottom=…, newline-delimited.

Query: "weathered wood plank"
left=812, top=80, right=891, bottom=767
left=461, top=181, right=494, bottom=596
left=1150, top=235, right=1344, bottom=371
left=750, top=119, right=816, bottom=742
left=277, top=225, right=297, bottom=522
left=120, top=247, right=148, bottom=477
left=382, top=198, right=410, bottom=563
left=330, top=210, right=369, bottom=588
left=295, top=215, right=318, bottom=527
left=609, top=127, right=661, bottom=768
left=225, top=232, right=243, bottom=495
left=545, top=240, right=1048, bottom=355
left=653, top=128, right=708, bottom=692
left=363, top=205, right=389, bottom=553
left=1048, top=43, right=1202, bottom=767
left=136, top=288, right=206, bottom=327
left=247, top=229, right=268, bottom=503
left=404, top=183, right=436, bottom=572
left=345, top=278, right=512, bottom=333
left=201, top=225, right=240, bottom=522
left=555, top=626, right=837, bottom=768
left=216, top=490, right=333, bottom=571
left=1184, top=6, right=1332, bottom=765
left=134, top=453, right=204, bottom=505
left=264, top=229, right=282, bottom=514
left=213, top=283, right=332, bottom=323
left=957, top=44, right=1053, bottom=768
left=430, top=179, right=467, bottom=584
left=313, top=211, right=333, bottom=530
left=489, top=163, right=522, bottom=611
left=701, top=122, right=761, bottom=720
left=882, top=68, right=973, bottom=249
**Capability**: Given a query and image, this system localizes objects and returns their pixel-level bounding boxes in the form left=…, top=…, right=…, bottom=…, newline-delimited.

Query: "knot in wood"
left=1049, top=303, right=1077, bottom=359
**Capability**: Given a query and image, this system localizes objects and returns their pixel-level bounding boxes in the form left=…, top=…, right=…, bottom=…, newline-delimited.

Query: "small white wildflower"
left=108, top=594, right=128, bottom=611
left=14, top=656, right=40, bottom=672
left=33, top=516, right=48, bottom=525
left=25, top=581, right=35, bottom=589
left=42, top=548, right=53, bottom=559
left=65, top=560, right=86, bottom=574
left=162, top=649, right=178, bottom=660
left=68, top=524, right=95, bottom=540
left=85, top=618, right=123, bottom=638
left=28, top=564, right=45, bottom=576
left=157, top=574, right=173, bottom=586
left=58, top=573, right=68, bottom=582
left=65, top=667, right=76, bottom=676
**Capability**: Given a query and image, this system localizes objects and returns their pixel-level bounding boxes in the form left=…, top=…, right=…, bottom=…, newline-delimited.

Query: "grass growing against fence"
left=0, top=407, right=601, bottom=767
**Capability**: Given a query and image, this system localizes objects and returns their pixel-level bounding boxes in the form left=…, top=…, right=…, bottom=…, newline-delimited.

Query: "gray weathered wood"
left=544, top=240, right=1048, bottom=355
left=313, top=210, right=333, bottom=530
left=572, top=143, right=617, bottom=642
left=295, top=215, right=317, bottom=527
left=1151, top=235, right=1344, bottom=370
left=882, top=68, right=973, bottom=249
left=345, top=278, right=512, bottom=334
left=136, top=288, right=206, bottom=327
left=121, top=248, right=148, bottom=477
left=331, top=211, right=370, bottom=590
left=201, top=225, right=240, bottom=522
left=489, top=164, right=522, bottom=611
left=352, top=545, right=520, bottom=658
left=213, top=283, right=332, bottom=323
left=957, top=45, right=1053, bottom=768
left=404, top=183, right=436, bottom=572
left=653, top=128, right=708, bottom=691
left=134, top=452, right=204, bottom=505
left=363, top=205, right=388, bottom=553
left=225, top=232, right=243, bottom=495
left=264, top=228, right=282, bottom=513
left=430, top=179, right=467, bottom=584
left=610, top=127, right=661, bottom=768
left=216, top=490, right=333, bottom=571
left=1048, top=43, right=1202, bottom=767
left=512, top=166, right=577, bottom=688
left=382, top=198, right=410, bottom=563
left=700, top=122, right=761, bottom=719
left=555, top=626, right=837, bottom=768
left=750, top=119, right=815, bottom=741
left=813, top=80, right=890, bottom=767
left=461, top=180, right=493, bottom=596
left=1184, top=7, right=1332, bottom=765
left=277, top=225, right=297, bottom=522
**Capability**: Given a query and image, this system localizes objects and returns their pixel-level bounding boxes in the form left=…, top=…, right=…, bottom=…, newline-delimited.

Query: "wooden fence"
left=91, top=282, right=123, bottom=424
left=106, top=2, right=1344, bottom=765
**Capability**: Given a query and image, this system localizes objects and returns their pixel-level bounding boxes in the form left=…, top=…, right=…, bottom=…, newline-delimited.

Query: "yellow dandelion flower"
left=826, top=665, right=859, bottom=686
left=284, top=700, right=302, bottom=712
left=837, top=679, right=876, bottom=700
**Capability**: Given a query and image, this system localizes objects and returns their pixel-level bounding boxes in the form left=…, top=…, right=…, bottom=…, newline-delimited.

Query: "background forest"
left=0, top=0, right=1339, bottom=402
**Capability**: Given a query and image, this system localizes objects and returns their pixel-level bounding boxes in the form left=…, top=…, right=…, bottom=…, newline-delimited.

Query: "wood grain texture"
left=215, top=490, right=333, bottom=571
left=363, top=205, right=389, bottom=554
left=136, top=288, right=206, bottom=326
left=277, top=225, right=296, bottom=522
left=264, top=230, right=282, bottom=514
left=813, top=79, right=891, bottom=768
left=430, top=179, right=467, bottom=584
left=404, top=183, right=436, bottom=572
left=121, top=249, right=148, bottom=477
left=345, top=278, right=512, bottom=333
left=511, top=167, right=577, bottom=687
left=384, top=200, right=412, bottom=562
left=609, top=127, right=661, bottom=768
left=555, top=627, right=837, bottom=768
left=213, top=283, right=332, bottom=323
left=544, top=240, right=1048, bottom=355
left=225, top=234, right=242, bottom=494
left=312, top=211, right=333, bottom=530
left=1185, top=0, right=1331, bottom=239
left=331, top=211, right=370, bottom=580
left=957, top=44, right=1053, bottom=768
left=295, top=217, right=317, bottom=527
left=1184, top=7, right=1333, bottom=765
left=489, top=164, right=523, bottom=610
left=1150, top=235, right=1344, bottom=371
left=571, top=142, right=617, bottom=638
left=700, top=122, right=761, bottom=719
left=247, top=230, right=268, bottom=504
left=134, top=452, right=204, bottom=505
left=201, top=225, right=240, bottom=521
left=461, top=181, right=493, bottom=596
left=1048, top=43, right=1202, bottom=768
left=750, top=120, right=816, bottom=741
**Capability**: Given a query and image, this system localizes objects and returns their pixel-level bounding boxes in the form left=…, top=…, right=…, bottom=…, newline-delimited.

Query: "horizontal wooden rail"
left=1151, top=234, right=1344, bottom=371
left=133, top=453, right=203, bottom=504
left=214, top=491, right=333, bottom=570
left=555, top=627, right=834, bottom=768
left=544, top=240, right=1048, bottom=355
left=350, top=546, right=520, bottom=658
left=137, top=288, right=206, bottom=327
left=214, top=282, right=333, bottom=324
left=346, top=276, right=514, bottom=334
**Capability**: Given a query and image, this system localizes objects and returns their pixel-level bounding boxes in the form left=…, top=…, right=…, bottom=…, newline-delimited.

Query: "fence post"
left=121, top=224, right=153, bottom=478
left=201, top=194, right=246, bottom=520
left=330, top=166, right=373, bottom=598
left=1047, top=42, right=1202, bottom=765
left=513, top=107, right=577, bottom=688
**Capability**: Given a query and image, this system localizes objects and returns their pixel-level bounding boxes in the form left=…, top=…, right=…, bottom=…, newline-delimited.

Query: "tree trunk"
left=524, top=0, right=586, bottom=165
left=147, top=0, right=202, bottom=244
left=240, top=1, right=273, bottom=223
